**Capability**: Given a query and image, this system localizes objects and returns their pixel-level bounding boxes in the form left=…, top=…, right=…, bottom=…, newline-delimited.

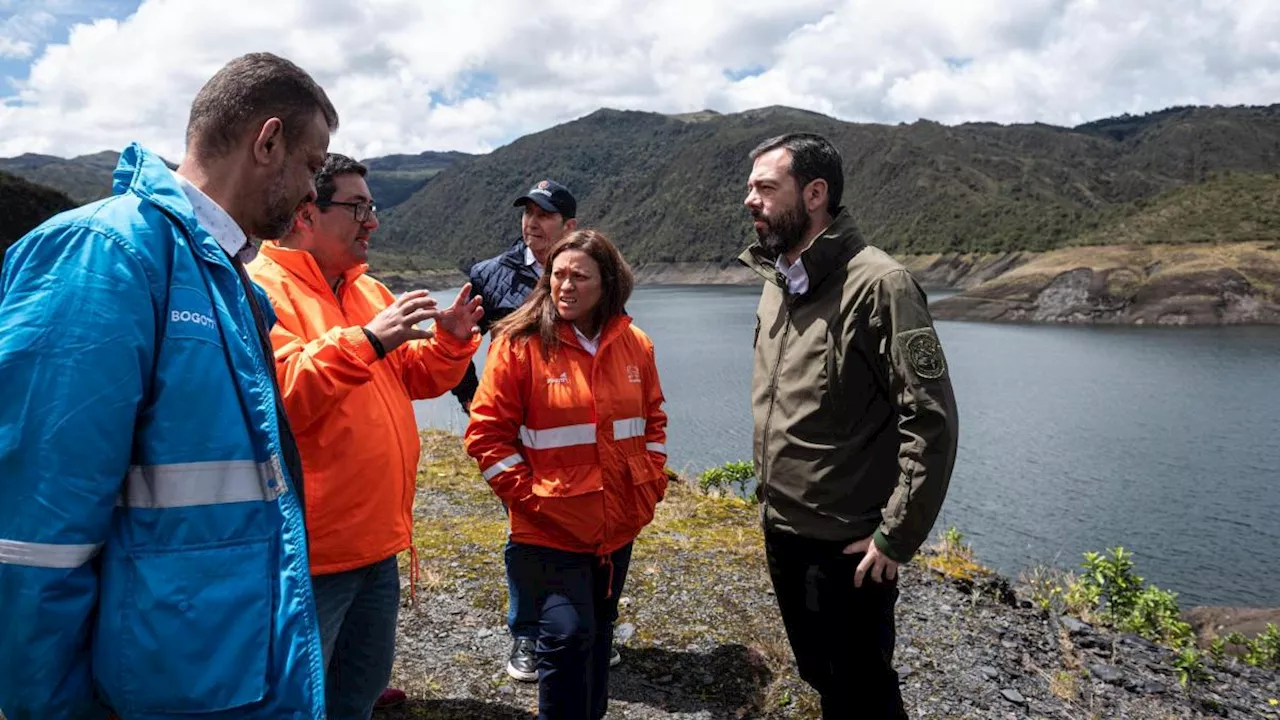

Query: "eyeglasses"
left=317, top=199, right=377, bottom=223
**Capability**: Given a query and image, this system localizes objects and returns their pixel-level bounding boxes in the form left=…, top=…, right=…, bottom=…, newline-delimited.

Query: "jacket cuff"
left=433, top=326, right=482, bottom=356
left=339, top=325, right=379, bottom=365
left=873, top=528, right=915, bottom=564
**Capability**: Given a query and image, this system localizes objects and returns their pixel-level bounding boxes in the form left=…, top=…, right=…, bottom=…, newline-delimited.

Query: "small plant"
left=697, top=461, right=756, bottom=498
left=1173, top=646, right=1209, bottom=687
left=922, top=526, right=988, bottom=581
left=1244, top=623, right=1280, bottom=669
left=1019, top=564, right=1072, bottom=613
left=1208, top=636, right=1227, bottom=663
left=1049, top=669, right=1079, bottom=701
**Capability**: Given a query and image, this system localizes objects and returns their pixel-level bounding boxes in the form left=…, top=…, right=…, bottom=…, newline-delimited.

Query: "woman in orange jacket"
left=465, top=229, right=668, bottom=720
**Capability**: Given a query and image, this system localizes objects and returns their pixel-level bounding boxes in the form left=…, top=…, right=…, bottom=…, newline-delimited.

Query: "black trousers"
left=765, top=529, right=907, bottom=720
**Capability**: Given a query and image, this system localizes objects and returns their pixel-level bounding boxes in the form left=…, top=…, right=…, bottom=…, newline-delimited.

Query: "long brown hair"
left=492, top=229, right=634, bottom=356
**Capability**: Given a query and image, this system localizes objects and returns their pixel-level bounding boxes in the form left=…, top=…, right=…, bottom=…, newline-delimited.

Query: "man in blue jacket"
left=0, top=52, right=337, bottom=719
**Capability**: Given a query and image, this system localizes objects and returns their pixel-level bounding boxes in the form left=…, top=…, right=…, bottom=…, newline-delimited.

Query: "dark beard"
left=252, top=164, right=298, bottom=240
left=754, top=200, right=809, bottom=256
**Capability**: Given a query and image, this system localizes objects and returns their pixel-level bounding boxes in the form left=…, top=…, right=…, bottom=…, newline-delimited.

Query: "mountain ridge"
left=370, top=103, right=1280, bottom=271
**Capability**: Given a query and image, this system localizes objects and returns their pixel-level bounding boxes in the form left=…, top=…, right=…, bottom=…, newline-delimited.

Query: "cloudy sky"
left=0, top=0, right=1277, bottom=160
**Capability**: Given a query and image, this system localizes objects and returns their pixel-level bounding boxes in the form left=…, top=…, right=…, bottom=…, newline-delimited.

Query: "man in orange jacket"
left=247, top=153, right=483, bottom=719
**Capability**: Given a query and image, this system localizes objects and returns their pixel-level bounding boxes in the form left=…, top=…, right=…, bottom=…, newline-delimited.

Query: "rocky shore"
left=928, top=242, right=1280, bottom=325
left=373, top=243, right=1280, bottom=327
left=377, top=432, right=1279, bottom=719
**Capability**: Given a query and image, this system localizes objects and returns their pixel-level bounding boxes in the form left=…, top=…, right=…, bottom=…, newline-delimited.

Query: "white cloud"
left=0, top=7, right=55, bottom=60
left=0, top=0, right=1277, bottom=159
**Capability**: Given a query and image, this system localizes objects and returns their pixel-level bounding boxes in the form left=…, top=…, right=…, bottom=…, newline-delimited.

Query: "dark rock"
left=1000, top=689, right=1027, bottom=705
left=1061, top=616, right=1091, bottom=635
left=1089, top=664, right=1126, bottom=685
left=1075, top=635, right=1109, bottom=649
left=1139, top=680, right=1167, bottom=695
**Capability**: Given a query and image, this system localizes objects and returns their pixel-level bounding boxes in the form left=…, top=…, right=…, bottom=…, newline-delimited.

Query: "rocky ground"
left=374, top=433, right=1279, bottom=719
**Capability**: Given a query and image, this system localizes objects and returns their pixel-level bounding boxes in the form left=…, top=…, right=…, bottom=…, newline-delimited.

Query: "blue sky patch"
left=723, top=64, right=767, bottom=82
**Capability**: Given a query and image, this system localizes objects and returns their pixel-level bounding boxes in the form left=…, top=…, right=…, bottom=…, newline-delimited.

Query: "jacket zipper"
left=760, top=281, right=793, bottom=494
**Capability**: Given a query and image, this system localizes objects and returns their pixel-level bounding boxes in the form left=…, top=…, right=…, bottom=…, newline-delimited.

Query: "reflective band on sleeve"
left=0, top=539, right=102, bottom=568
left=482, top=453, right=527, bottom=481
left=613, top=417, right=646, bottom=441
left=120, top=457, right=286, bottom=509
left=519, top=423, right=597, bottom=450
left=646, top=442, right=667, bottom=454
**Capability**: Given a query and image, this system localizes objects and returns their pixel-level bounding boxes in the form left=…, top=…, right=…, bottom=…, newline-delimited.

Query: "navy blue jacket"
left=452, top=239, right=540, bottom=406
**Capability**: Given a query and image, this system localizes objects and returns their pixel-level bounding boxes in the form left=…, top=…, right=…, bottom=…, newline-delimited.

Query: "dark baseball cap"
left=513, top=179, right=576, bottom=219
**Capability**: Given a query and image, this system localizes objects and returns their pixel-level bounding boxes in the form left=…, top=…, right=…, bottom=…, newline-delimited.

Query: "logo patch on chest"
left=626, top=364, right=641, bottom=384
left=166, top=286, right=220, bottom=344
left=547, top=372, right=569, bottom=385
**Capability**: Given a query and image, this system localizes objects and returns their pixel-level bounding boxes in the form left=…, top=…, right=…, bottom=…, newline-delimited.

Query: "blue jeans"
left=311, top=555, right=400, bottom=720
left=506, top=537, right=539, bottom=639
left=507, top=542, right=632, bottom=720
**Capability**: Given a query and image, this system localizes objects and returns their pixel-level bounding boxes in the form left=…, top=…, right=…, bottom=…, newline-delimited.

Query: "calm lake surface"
left=415, top=285, right=1280, bottom=607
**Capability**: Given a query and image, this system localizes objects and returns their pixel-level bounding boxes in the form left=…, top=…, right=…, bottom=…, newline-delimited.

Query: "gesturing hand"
left=434, top=283, right=485, bottom=341
left=365, top=290, right=439, bottom=354
left=843, top=535, right=900, bottom=588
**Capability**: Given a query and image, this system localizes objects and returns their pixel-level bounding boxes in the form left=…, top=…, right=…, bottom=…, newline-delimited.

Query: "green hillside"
left=0, top=151, right=125, bottom=203
left=372, top=104, right=1280, bottom=271
left=1069, top=171, right=1280, bottom=246
left=361, top=151, right=474, bottom=209
left=0, top=171, right=76, bottom=257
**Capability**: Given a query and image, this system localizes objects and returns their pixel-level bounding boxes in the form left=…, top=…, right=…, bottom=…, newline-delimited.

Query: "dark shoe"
left=506, top=637, right=537, bottom=682
left=374, top=687, right=407, bottom=709
left=609, top=644, right=622, bottom=668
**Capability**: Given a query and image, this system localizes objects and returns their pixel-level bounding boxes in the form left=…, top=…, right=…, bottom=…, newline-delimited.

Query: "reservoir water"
left=414, top=285, right=1280, bottom=607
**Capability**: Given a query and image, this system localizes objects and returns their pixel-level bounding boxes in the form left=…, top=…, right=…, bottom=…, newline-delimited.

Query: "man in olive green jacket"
left=738, top=132, right=959, bottom=719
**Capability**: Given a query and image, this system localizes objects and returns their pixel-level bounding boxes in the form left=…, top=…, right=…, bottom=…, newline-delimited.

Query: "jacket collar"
left=556, top=314, right=632, bottom=353
left=737, top=208, right=865, bottom=295
left=498, top=238, right=531, bottom=269
left=258, top=241, right=368, bottom=296
left=112, top=143, right=228, bottom=263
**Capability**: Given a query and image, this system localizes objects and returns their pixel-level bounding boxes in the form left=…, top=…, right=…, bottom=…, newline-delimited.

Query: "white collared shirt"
left=172, top=170, right=254, bottom=263
left=573, top=325, right=601, bottom=356
left=775, top=253, right=810, bottom=296
left=524, top=244, right=544, bottom=277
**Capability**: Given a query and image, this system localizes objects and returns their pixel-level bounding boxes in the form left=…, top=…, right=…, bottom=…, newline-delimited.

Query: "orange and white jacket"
left=465, top=316, right=668, bottom=556
left=248, top=242, right=480, bottom=575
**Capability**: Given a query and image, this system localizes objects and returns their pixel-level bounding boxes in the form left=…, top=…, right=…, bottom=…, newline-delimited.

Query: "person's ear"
left=252, top=118, right=285, bottom=165
left=564, top=218, right=578, bottom=232
left=804, top=179, right=827, bottom=214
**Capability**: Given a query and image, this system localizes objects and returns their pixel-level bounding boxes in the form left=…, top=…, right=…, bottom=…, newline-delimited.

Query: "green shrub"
left=697, top=461, right=756, bottom=499
left=1244, top=623, right=1280, bottom=669
left=1173, top=646, right=1209, bottom=687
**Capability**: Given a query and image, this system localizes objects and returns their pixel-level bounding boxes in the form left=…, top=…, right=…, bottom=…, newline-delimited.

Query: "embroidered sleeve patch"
left=896, top=328, right=947, bottom=379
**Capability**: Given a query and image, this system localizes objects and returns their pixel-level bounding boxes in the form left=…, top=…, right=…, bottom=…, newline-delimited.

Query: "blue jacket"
left=0, top=145, right=326, bottom=719
left=450, top=239, right=540, bottom=406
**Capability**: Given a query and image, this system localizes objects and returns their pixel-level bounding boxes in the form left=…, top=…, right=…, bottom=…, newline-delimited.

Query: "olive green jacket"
left=738, top=209, right=959, bottom=562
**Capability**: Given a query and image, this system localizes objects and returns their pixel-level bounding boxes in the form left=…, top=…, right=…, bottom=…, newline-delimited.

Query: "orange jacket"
left=465, top=317, right=668, bottom=556
left=248, top=242, right=480, bottom=575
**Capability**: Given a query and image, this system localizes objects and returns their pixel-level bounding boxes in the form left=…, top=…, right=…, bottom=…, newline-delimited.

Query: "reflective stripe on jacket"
left=465, top=317, right=668, bottom=556
left=248, top=241, right=480, bottom=575
left=0, top=144, right=325, bottom=719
